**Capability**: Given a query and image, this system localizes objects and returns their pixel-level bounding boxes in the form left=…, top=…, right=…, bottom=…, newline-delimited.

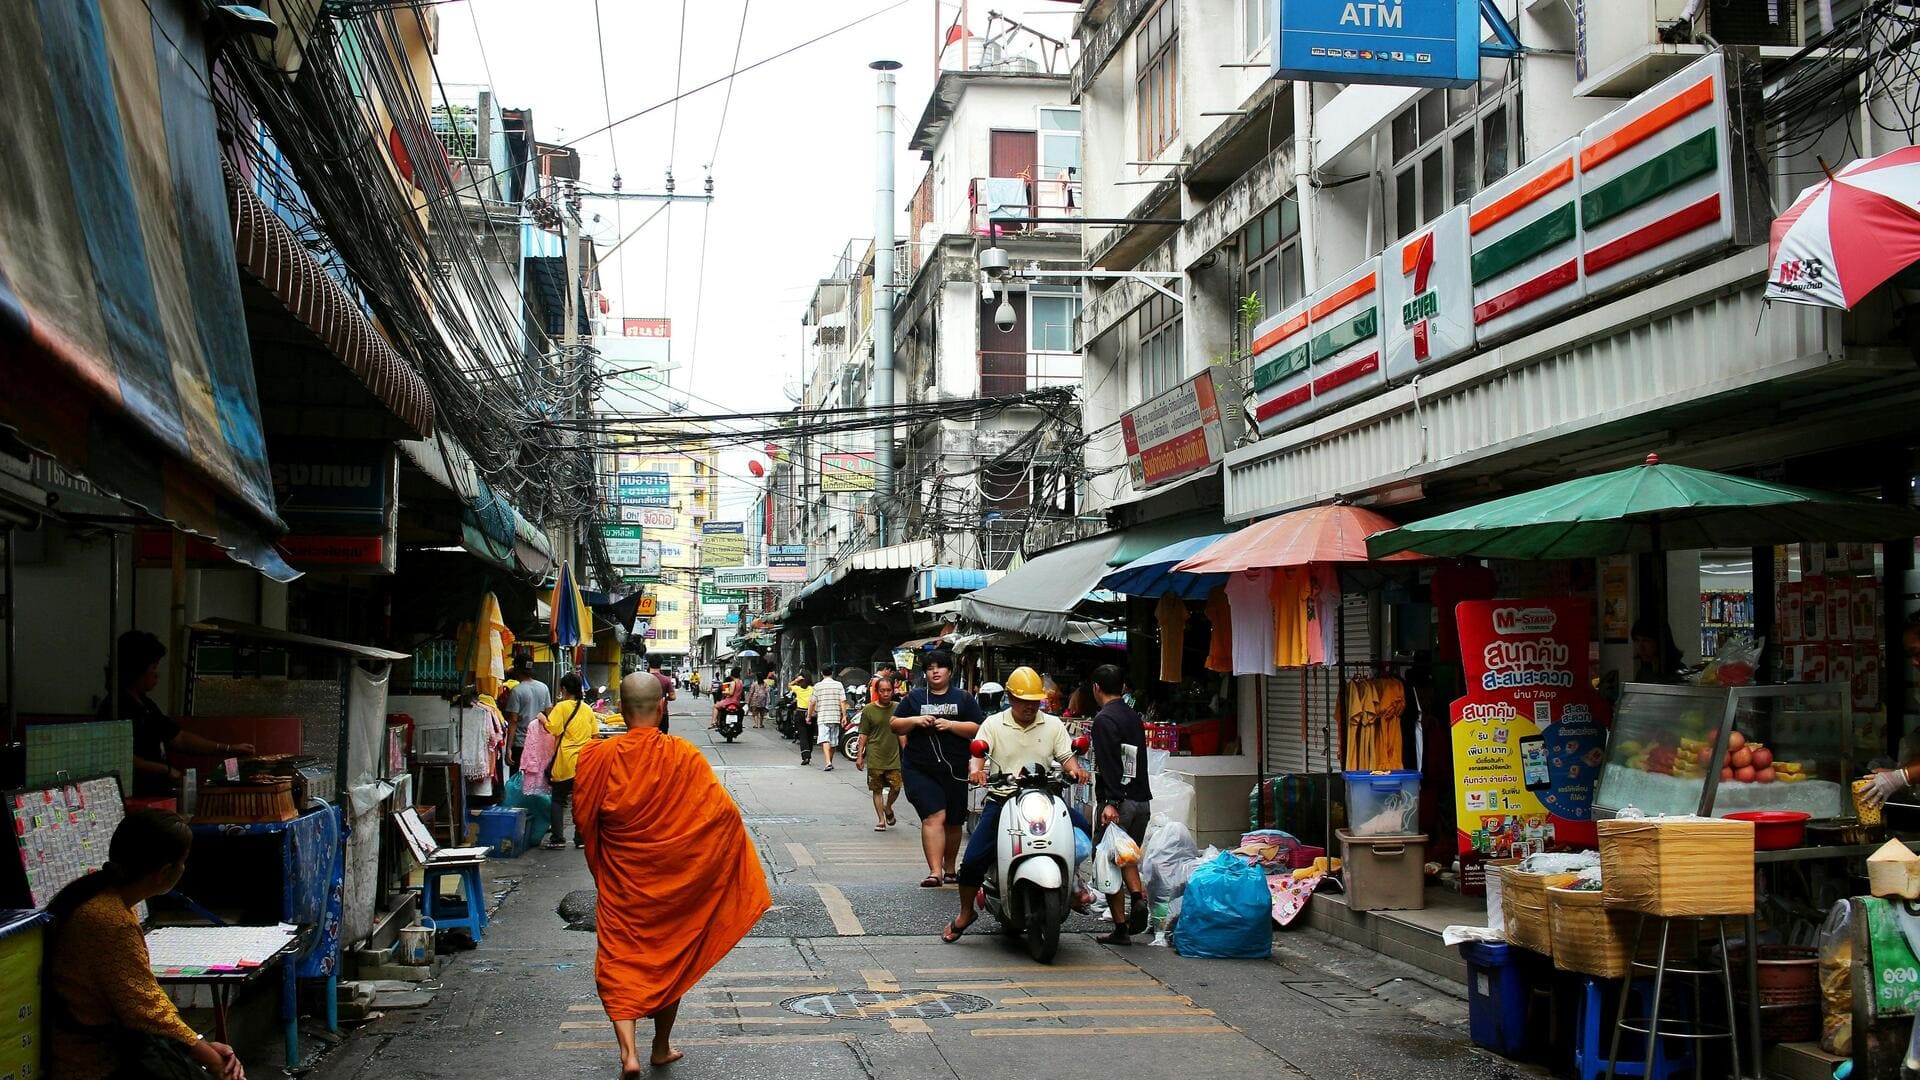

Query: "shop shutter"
left=1261, top=593, right=1376, bottom=776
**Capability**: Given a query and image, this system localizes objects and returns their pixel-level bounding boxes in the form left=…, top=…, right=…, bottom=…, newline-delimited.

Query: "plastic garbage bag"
left=1819, top=899, right=1853, bottom=1055
left=1173, top=853, right=1273, bottom=959
left=1098, top=824, right=1143, bottom=867
left=503, top=771, right=552, bottom=841
left=1141, top=821, right=1202, bottom=903
left=1074, top=827, right=1093, bottom=864
left=1150, top=769, right=1195, bottom=829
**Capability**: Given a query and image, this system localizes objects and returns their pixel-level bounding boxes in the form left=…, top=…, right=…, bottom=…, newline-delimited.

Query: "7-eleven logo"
left=1400, top=230, right=1437, bottom=361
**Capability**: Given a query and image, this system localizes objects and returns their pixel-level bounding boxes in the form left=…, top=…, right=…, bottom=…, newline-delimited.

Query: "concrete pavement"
left=306, top=695, right=1524, bottom=1079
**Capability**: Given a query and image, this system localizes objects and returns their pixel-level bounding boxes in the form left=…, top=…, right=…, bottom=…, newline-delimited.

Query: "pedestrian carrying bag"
left=1173, top=852, right=1273, bottom=959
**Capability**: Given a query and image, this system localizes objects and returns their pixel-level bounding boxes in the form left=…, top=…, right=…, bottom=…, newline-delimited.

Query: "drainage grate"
left=779, top=988, right=994, bottom=1021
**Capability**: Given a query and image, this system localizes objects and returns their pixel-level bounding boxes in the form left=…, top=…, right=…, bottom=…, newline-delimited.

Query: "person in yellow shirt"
left=543, top=673, right=600, bottom=850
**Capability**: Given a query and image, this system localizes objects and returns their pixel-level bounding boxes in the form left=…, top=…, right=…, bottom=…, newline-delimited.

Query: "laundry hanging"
left=1224, top=570, right=1277, bottom=676
left=1156, top=593, right=1188, bottom=683
left=1342, top=676, right=1408, bottom=772
left=1204, top=587, right=1233, bottom=673
left=1269, top=567, right=1311, bottom=667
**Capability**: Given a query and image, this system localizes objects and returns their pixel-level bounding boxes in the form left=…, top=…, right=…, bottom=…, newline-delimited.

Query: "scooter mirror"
left=1071, top=735, right=1091, bottom=754
left=969, top=739, right=990, bottom=758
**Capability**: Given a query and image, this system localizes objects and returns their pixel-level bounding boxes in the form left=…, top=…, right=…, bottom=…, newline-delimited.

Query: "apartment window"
left=1390, top=62, right=1521, bottom=239
left=1135, top=0, right=1179, bottom=160
left=1235, top=199, right=1304, bottom=318
left=1038, top=108, right=1081, bottom=179
left=1137, top=288, right=1184, bottom=399
left=1028, top=287, right=1081, bottom=353
left=1240, top=0, right=1269, bottom=59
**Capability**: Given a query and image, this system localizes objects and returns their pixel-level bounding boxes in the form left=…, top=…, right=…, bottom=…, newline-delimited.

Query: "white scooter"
left=969, top=736, right=1090, bottom=964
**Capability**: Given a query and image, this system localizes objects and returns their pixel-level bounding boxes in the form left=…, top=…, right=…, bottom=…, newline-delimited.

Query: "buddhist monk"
left=574, top=671, right=772, bottom=1076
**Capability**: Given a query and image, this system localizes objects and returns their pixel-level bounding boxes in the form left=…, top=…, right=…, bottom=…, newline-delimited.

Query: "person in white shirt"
left=807, top=669, right=846, bottom=772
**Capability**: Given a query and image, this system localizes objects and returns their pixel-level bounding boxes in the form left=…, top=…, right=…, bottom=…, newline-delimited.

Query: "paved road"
left=308, top=696, right=1525, bottom=1079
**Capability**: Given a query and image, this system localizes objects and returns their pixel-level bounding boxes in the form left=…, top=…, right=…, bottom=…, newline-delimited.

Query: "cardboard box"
left=1779, top=582, right=1804, bottom=644
left=1858, top=651, right=1882, bottom=710
left=1597, top=817, right=1755, bottom=916
left=1833, top=646, right=1855, bottom=698
left=1854, top=578, right=1880, bottom=643
left=1803, top=543, right=1827, bottom=577
left=1549, top=885, right=1697, bottom=979
left=1830, top=580, right=1853, bottom=641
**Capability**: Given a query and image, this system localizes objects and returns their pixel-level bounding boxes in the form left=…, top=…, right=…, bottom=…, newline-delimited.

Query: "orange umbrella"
left=1174, top=503, right=1423, bottom=574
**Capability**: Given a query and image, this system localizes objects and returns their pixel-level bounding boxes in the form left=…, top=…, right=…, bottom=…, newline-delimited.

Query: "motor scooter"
left=970, top=736, right=1089, bottom=964
left=715, top=699, right=745, bottom=742
left=774, top=690, right=801, bottom=740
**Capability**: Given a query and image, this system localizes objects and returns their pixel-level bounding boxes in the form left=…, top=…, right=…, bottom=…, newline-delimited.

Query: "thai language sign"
left=620, top=506, right=676, bottom=528
left=701, top=521, right=747, bottom=567
left=821, top=452, right=877, bottom=492
left=1120, top=370, right=1225, bottom=490
left=601, top=524, right=643, bottom=566
left=1450, top=597, right=1608, bottom=860
left=712, top=566, right=768, bottom=587
left=768, top=545, right=807, bottom=583
left=615, top=471, right=671, bottom=507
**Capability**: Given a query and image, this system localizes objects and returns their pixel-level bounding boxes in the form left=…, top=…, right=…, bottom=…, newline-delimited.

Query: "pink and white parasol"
left=1766, top=145, right=1920, bottom=310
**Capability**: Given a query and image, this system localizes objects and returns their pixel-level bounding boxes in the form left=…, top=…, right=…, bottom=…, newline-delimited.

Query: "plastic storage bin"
left=475, top=806, right=528, bottom=858
left=1462, top=941, right=1528, bottom=1055
left=1337, top=828, right=1427, bottom=911
left=1343, top=770, right=1421, bottom=836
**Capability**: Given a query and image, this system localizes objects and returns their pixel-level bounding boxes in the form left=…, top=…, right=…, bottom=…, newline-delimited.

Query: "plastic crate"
left=475, top=807, right=529, bottom=858
left=1342, top=769, right=1420, bottom=836
left=1337, top=828, right=1427, bottom=911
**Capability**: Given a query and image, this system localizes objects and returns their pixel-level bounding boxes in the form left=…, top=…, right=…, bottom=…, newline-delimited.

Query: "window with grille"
left=1135, top=0, right=1179, bottom=161
left=1137, top=288, right=1184, bottom=400
left=1389, top=61, right=1522, bottom=240
left=1234, top=199, right=1304, bottom=320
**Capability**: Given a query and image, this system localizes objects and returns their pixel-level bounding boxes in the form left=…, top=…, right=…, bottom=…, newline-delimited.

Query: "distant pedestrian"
left=1089, top=664, right=1152, bottom=943
left=542, top=673, right=598, bottom=850
left=808, top=668, right=846, bottom=772
left=501, top=663, right=552, bottom=769
left=747, top=673, right=772, bottom=728
left=856, top=675, right=904, bottom=830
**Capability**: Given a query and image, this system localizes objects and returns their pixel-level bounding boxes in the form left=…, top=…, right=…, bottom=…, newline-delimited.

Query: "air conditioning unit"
left=1576, top=0, right=1809, bottom=97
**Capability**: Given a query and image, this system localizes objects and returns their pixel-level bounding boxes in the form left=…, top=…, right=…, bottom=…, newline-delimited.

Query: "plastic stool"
left=421, top=863, right=487, bottom=944
left=1576, top=977, right=1693, bottom=1080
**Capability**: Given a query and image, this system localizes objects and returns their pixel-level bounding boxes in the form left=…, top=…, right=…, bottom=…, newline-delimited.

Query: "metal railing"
left=968, top=175, right=1081, bottom=235
left=978, top=350, right=1082, bottom=396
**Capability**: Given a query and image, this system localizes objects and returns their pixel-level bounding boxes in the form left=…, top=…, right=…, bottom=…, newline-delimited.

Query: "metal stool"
left=1605, top=915, right=1742, bottom=1080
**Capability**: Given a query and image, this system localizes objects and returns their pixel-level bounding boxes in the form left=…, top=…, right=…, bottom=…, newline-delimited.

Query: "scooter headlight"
left=1018, top=792, right=1053, bottom=835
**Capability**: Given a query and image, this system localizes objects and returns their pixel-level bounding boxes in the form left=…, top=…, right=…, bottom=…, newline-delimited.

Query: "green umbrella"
left=1366, top=454, right=1920, bottom=560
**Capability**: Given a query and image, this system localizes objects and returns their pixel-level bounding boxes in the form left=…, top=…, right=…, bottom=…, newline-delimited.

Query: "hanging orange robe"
left=572, top=727, right=771, bottom=1020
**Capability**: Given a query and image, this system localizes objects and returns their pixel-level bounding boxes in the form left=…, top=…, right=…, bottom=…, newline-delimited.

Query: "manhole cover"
left=779, top=988, right=993, bottom=1021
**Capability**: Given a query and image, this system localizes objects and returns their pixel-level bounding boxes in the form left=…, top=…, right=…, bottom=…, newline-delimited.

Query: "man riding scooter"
left=941, top=667, right=1091, bottom=944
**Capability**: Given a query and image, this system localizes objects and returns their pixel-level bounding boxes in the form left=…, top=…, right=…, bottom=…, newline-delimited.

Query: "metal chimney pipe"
left=871, top=59, right=901, bottom=544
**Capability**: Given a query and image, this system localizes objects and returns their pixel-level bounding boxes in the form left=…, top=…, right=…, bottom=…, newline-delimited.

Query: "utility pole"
left=870, top=59, right=900, bottom=546
left=561, top=181, right=582, bottom=575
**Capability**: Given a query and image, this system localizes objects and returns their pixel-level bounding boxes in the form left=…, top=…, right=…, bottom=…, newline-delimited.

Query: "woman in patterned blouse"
left=46, top=810, right=245, bottom=1079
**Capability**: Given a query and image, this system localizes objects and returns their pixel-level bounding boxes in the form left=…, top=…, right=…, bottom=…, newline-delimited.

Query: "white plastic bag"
left=1150, top=769, right=1195, bottom=829
left=1141, top=821, right=1203, bottom=903
left=1099, top=824, right=1143, bottom=867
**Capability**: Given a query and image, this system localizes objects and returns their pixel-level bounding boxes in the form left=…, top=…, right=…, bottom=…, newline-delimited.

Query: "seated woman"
left=46, top=810, right=245, bottom=1079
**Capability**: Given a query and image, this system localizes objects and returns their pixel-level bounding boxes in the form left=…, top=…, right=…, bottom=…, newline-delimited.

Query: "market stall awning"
left=1099, top=534, right=1231, bottom=599
left=959, top=533, right=1125, bottom=641
left=1366, top=453, right=1920, bottom=560
left=843, top=538, right=938, bottom=573
left=399, top=437, right=555, bottom=577
left=188, top=618, right=408, bottom=661
left=1106, top=510, right=1231, bottom=567
left=0, top=2, right=291, bottom=580
left=915, top=566, right=1001, bottom=600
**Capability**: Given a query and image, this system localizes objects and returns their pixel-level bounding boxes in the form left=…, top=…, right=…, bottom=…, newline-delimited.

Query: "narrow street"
left=310, top=697, right=1522, bottom=1080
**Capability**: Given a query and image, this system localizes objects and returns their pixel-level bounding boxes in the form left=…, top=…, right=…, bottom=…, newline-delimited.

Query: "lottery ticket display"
left=6, top=776, right=126, bottom=909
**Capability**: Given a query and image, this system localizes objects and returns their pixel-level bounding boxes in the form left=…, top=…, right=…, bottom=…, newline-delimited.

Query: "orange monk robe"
left=572, top=727, right=771, bottom=1020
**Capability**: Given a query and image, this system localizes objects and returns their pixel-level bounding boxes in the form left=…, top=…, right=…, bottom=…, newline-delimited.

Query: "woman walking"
left=747, top=672, right=773, bottom=728
left=542, top=673, right=599, bottom=850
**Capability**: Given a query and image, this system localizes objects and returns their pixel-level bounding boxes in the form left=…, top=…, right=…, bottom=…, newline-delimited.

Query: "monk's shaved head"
left=621, top=670, right=664, bottom=729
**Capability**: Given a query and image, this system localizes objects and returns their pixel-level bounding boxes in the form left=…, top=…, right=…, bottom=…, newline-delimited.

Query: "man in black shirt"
left=1088, top=664, right=1150, bottom=942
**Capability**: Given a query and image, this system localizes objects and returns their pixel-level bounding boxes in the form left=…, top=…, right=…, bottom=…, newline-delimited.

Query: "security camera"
left=978, top=245, right=1010, bottom=278
left=994, top=296, right=1017, bottom=333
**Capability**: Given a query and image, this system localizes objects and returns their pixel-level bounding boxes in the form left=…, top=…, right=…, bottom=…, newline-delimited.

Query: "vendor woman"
left=101, top=631, right=253, bottom=798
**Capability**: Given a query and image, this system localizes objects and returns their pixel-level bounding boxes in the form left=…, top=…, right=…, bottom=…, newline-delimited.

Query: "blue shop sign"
left=1271, top=0, right=1480, bottom=89
left=615, top=471, right=672, bottom=507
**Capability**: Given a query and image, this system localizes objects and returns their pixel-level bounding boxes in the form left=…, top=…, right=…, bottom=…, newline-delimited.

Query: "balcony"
left=979, top=350, right=1081, bottom=396
left=968, top=176, right=1081, bottom=237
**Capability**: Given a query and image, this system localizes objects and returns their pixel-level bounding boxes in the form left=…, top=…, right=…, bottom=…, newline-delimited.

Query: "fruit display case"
left=1594, top=682, right=1852, bottom=821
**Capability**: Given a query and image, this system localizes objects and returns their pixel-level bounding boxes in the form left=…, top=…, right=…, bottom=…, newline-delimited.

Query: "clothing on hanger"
left=1342, top=674, right=1408, bottom=772
left=1309, top=564, right=1340, bottom=664
left=1224, top=570, right=1277, bottom=676
left=1204, top=587, right=1233, bottom=673
left=1155, top=593, right=1188, bottom=683
left=1270, top=567, right=1311, bottom=667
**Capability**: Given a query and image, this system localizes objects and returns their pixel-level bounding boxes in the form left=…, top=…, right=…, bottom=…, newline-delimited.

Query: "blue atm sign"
left=1271, top=0, right=1479, bottom=89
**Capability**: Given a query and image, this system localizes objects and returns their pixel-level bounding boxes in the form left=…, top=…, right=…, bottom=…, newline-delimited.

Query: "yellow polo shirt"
left=543, top=700, right=599, bottom=782
left=977, top=709, right=1073, bottom=774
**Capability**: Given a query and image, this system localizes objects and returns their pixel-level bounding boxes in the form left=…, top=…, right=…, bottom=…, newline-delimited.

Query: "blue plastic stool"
left=421, top=863, right=487, bottom=943
left=1577, top=976, right=1692, bottom=1080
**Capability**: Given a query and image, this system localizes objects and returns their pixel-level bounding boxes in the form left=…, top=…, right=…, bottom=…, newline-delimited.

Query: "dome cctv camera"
left=994, top=297, right=1017, bottom=333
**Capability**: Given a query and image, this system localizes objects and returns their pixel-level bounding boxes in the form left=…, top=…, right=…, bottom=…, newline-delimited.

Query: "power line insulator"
left=704, top=175, right=715, bottom=196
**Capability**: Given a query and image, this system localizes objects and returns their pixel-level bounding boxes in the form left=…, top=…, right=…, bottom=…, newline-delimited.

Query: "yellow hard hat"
left=1005, top=667, right=1047, bottom=702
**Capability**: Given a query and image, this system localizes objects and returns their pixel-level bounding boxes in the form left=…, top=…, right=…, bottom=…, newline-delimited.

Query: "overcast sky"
left=438, top=0, right=985, bottom=516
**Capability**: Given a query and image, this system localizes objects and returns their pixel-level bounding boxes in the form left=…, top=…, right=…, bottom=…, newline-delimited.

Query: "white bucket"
left=398, top=918, right=436, bottom=966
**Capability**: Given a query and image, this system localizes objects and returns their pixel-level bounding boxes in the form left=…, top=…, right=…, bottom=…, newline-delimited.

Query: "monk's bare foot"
left=649, top=1047, right=684, bottom=1067
left=620, top=1055, right=642, bottom=1078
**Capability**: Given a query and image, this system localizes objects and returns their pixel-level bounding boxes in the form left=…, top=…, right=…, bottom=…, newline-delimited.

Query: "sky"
left=436, top=0, right=998, bottom=519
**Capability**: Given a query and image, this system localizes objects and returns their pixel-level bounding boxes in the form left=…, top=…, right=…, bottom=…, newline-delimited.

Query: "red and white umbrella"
left=1767, top=146, right=1920, bottom=310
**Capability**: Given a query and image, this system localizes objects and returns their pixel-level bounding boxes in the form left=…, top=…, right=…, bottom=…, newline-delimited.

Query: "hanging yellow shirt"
left=543, top=699, right=599, bottom=782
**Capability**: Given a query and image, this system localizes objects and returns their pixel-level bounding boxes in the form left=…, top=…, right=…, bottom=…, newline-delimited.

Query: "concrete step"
left=1305, top=884, right=1492, bottom=984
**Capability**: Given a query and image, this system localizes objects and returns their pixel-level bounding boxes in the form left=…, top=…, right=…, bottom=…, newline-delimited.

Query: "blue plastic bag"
left=503, top=772, right=552, bottom=841
left=1074, top=827, right=1092, bottom=864
left=1173, top=852, right=1272, bottom=959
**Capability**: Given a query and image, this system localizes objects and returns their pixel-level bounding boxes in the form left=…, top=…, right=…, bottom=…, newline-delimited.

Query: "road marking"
left=935, top=979, right=1160, bottom=990
left=969, top=1025, right=1237, bottom=1039
left=559, top=1018, right=829, bottom=1029
left=970, top=1008, right=1216, bottom=1020
left=661, top=986, right=828, bottom=994
left=861, top=968, right=898, bottom=992
left=916, top=965, right=1139, bottom=974
left=811, top=883, right=864, bottom=935
left=785, top=843, right=816, bottom=866
left=703, top=970, right=825, bottom=981
left=888, top=1018, right=932, bottom=1034
left=988, top=995, right=1195, bottom=1005
left=556, top=1035, right=852, bottom=1050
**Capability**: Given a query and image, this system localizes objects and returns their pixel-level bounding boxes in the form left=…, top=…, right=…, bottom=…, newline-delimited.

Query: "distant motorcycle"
left=715, top=700, right=745, bottom=743
left=774, top=691, right=802, bottom=740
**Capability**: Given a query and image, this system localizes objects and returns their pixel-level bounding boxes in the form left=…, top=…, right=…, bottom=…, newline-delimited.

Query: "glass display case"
left=1594, top=682, right=1852, bottom=820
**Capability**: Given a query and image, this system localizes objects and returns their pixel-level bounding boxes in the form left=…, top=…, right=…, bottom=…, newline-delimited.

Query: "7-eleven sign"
left=1381, top=204, right=1474, bottom=385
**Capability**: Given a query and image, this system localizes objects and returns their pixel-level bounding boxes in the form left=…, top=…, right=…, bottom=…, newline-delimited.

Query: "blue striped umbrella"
left=1097, top=534, right=1230, bottom=599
